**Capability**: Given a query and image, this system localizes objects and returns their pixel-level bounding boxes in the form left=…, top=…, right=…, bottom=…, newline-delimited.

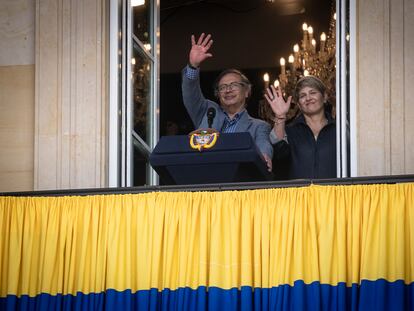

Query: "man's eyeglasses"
left=217, top=82, right=246, bottom=93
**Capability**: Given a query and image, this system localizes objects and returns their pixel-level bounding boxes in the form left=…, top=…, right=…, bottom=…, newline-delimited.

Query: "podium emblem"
left=189, top=129, right=219, bottom=151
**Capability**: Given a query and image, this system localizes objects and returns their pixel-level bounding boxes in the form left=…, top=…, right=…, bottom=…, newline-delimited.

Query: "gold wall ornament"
left=259, top=10, right=337, bottom=125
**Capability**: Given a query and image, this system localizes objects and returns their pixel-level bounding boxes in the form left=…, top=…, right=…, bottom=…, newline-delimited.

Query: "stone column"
left=35, top=0, right=107, bottom=189
left=356, top=0, right=414, bottom=176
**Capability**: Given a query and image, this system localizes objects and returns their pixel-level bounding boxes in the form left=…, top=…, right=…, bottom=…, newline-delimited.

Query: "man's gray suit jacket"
left=181, top=67, right=273, bottom=159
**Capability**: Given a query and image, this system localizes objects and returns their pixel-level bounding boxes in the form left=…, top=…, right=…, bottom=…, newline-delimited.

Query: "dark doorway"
left=159, top=0, right=334, bottom=136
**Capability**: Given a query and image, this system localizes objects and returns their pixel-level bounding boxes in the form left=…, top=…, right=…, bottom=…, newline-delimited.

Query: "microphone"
left=207, top=107, right=216, bottom=128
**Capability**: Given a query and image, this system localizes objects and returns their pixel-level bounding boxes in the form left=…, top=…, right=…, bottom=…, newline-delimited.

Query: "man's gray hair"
left=213, top=68, right=252, bottom=99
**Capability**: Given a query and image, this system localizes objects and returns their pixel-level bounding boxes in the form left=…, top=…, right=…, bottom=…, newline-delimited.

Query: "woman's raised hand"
left=264, top=85, right=292, bottom=119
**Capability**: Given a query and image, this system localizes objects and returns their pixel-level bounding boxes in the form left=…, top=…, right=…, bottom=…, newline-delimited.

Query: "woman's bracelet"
left=273, top=116, right=287, bottom=125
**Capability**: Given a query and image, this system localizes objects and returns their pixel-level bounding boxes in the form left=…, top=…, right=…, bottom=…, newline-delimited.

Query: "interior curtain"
left=0, top=183, right=413, bottom=310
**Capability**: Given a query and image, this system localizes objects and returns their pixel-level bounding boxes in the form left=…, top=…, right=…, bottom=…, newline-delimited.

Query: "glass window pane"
left=132, top=42, right=152, bottom=144
left=132, top=0, right=153, bottom=54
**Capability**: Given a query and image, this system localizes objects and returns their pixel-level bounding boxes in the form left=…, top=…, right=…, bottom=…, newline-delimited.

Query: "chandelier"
left=259, top=11, right=337, bottom=124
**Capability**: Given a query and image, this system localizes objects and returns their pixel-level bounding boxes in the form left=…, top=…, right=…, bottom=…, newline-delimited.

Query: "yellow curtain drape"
left=0, top=183, right=413, bottom=299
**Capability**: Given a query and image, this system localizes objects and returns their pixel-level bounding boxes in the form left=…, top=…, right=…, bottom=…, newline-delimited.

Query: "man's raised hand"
left=189, top=33, right=213, bottom=68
